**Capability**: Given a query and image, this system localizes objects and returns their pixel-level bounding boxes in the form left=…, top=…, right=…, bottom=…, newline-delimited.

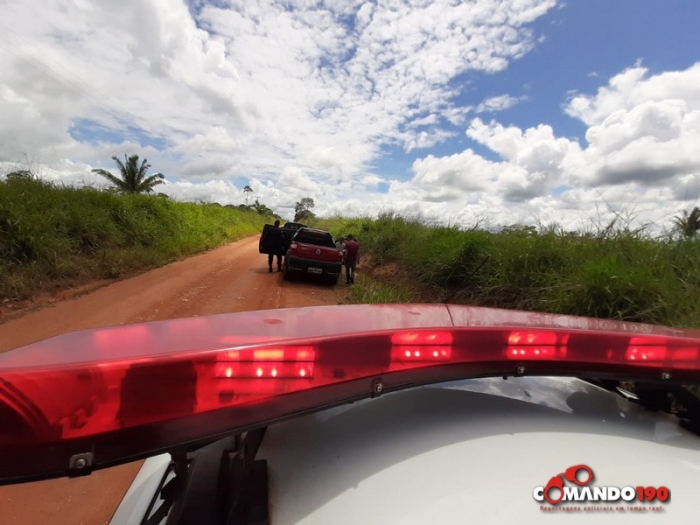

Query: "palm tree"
left=673, top=207, right=700, bottom=238
left=92, top=154, right=165, bottom=194
left=243, top=185, right=253, bottom=206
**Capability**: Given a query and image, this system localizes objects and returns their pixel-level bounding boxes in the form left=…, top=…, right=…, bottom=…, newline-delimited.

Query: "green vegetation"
left=340, top=273, right=419, bottom=304
left=0, top=177, right=273, bottom=302
left=294, top=197, right=316, bottom=222
left=5, top=160, right=700, bottom=332
left=251, top=199, right=274, bottom=216
left=92, top=154, right=166, bottom=194
left=674, top=207, right=700, bottom=238
left=243, top=185, right=254, bottom=206
left=314, top=213, right=700, bottom=329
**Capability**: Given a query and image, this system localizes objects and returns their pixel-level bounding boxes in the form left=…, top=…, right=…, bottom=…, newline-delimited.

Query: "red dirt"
left=0, top=235, right=344, bottom=525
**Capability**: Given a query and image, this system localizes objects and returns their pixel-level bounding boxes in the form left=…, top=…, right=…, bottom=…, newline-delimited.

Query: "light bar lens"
left=216, top=346, right=315, bottom=362
left=7, top=326, right=700, bottom=443
left=507, top=331, right=563, bottom=360
left=4, top=305, right=700, bottom=483
left=391, top=331, right=454, bottom=345
left=214, top=363, right=315, bottom=379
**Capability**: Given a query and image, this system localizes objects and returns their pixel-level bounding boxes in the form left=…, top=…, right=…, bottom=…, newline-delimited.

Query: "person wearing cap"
left=343, top=234, right=359, bottom=285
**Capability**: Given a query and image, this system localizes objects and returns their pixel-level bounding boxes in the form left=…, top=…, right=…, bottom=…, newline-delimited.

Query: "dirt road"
left=0, top=236, right=343, bottom=525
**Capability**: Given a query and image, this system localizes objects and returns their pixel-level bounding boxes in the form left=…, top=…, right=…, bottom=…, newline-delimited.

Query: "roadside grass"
left=343, top=276, right=418, bottom=304
left=313, top=214, right=700, bottom=329
left=338, top=273, right=421, bottom=305
left=0, top=177, right=271, bottom=302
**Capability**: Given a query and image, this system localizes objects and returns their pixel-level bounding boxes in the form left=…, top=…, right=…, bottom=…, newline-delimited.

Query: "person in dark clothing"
left=343, top=234, right=359, bottom=284
left=266, top=220, right=286, bottom=272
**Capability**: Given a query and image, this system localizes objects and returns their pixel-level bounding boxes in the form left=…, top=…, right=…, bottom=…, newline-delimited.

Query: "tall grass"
left=339, top=274, right=420, bottom=304
left=0, top=177, right=271, bottom=301
left=313, top=214, right=700, bottom=328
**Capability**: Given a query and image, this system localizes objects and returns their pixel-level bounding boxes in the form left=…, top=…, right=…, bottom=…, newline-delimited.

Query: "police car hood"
left=258, top=376, right=700, bottom=525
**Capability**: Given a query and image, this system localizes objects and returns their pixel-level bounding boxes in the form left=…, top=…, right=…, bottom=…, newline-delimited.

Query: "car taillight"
left=290, top=243, right=297, bottom=250
left=2, top=304, right=700, bottom=483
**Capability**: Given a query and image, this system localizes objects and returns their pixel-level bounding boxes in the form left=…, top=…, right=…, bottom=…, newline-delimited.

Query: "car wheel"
left=283, top=264, right=292, bottom=281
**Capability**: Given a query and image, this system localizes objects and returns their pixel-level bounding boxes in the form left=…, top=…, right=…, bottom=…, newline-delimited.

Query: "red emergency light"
left=2, top=303, right=700, bottom=485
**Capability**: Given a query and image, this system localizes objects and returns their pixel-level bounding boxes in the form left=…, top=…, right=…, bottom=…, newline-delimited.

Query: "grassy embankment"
left=313, top=214, right=700, bottom=329
left=4, top=175, right=700, bottom=330
left=0, top=177, right=272, bottom=303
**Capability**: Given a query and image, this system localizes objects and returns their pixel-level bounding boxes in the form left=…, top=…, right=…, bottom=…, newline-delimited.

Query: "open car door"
left=258, top=224, right=273, bottom=254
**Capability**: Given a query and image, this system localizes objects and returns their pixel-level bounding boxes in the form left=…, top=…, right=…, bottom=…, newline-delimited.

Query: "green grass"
left=6, top=178, right=700, bottom=330
left=0, top=177, right=273, bottom=301
left=339, top=274, right=420, bottom=304
left=313, top=213, right=700, bottom=328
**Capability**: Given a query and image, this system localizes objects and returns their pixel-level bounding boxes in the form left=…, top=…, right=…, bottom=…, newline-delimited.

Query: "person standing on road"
left=266, top=220, right=286, bottom=273
left=343, top=234, right=359, bottom=285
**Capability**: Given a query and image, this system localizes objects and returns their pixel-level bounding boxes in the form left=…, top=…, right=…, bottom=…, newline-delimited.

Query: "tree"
left=501, top=224, right=537, bottom=236
left=5, top=170, right=34, bottom=181
left=252, top=199, right=273, bottom=216
left=243, top=185, right=253, bottom=206
left=294, top=197, right=316, bottom=222
left=91, top=154, right=166, bottom=194
left=673, top=207, right=700, bottom=238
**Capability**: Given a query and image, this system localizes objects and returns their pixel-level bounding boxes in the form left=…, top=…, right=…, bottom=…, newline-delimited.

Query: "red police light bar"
left=391, top=330, right=454, bottom=345
left=507, top=330, right=564, bottom=360
left=2, top=303, right=700, bottom=484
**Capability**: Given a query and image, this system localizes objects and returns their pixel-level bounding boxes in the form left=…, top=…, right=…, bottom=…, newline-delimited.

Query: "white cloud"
left=566, top=65, right=700, bottom=187
left=412, top=149, right=497, bottom=194
left=565, top=63, right=700, bottom=126
left=0, top=0, right=557, bottom=184
left=475, top=94, right=526, bottom=113
left=401, top=61, right=700, bottom=232
left=459, top=118, right=580, bottom=200
left=19, top=0, right=697, bottom=233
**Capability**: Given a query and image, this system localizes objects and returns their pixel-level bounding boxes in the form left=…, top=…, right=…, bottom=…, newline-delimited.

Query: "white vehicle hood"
left=257, top=377, right=700, bottom=524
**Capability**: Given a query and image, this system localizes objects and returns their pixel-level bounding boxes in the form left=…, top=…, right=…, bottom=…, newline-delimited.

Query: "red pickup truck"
left=283, top=228, right=344, bottom=284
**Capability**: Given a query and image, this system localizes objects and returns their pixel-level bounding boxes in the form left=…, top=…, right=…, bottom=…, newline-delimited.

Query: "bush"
left=318, top=213, right=700, bottom=328
left=0, top=178, right=269, bottom=301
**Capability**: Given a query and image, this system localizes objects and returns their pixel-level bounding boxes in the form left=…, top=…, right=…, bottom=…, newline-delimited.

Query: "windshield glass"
left=293, top=230, right=336, bottom=247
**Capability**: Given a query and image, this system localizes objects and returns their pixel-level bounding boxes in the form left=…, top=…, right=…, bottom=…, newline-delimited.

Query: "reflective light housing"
left=2, top=303, right=700, bottom=485
left=215, top=345, right=316, bottom=379
left=507, top=331, right=564, bottom=360
left=391, top=330, right=454, bottom=346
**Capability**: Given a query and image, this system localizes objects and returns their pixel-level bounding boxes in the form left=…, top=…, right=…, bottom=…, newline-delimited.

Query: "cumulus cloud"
left=565, top=63, right=700, bottom=126
left=412, top=149, right=498, bottom=193
left=405, top=61, right=700, bottom=231
left=475, top=94, right=526, bottom=113
left=559, top=65, right=700, bottom=188
left=16, top=0, right=697, bottom=233
left=0, top=0, right=557, bottom=184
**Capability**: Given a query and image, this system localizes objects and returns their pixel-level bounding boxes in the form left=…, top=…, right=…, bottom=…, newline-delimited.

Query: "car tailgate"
left=294, top=242, right=342, bottom=263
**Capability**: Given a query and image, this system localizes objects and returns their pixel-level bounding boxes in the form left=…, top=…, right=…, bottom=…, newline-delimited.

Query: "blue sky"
left=2, top=0, right=700, bottom=229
